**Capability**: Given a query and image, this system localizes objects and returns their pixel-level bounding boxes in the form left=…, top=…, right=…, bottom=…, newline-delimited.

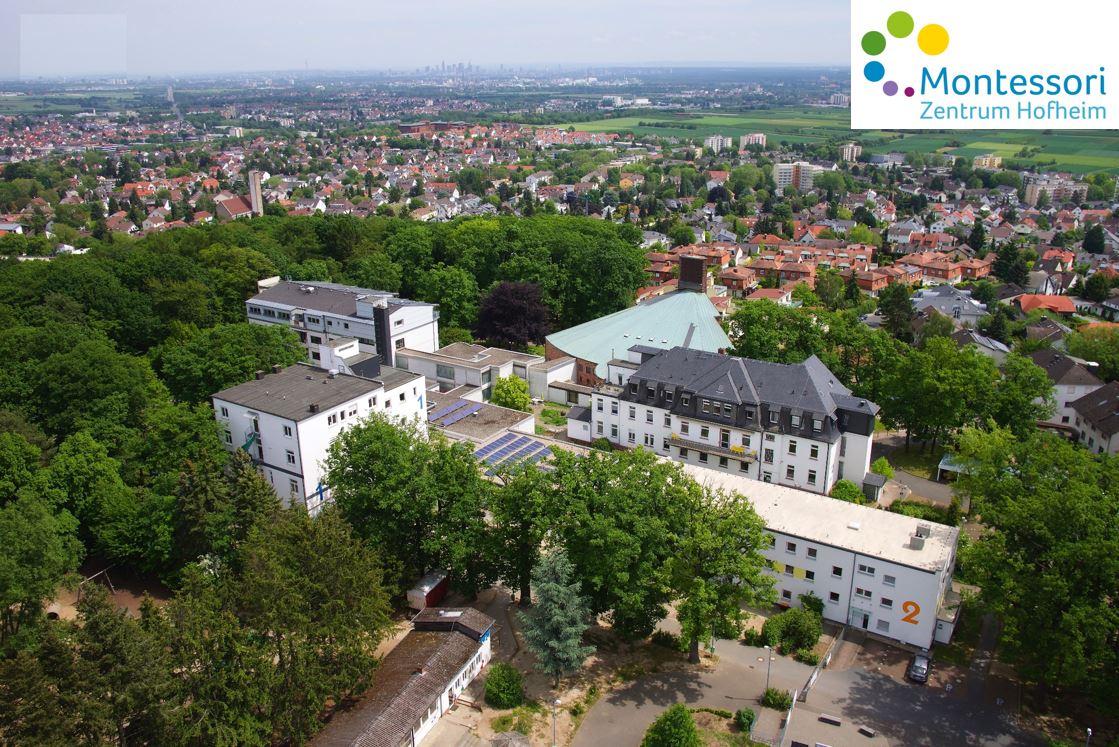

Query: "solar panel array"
left=440, top=402, right=484, bottom=426
left=473, top=432, right=554, bottom=475
left=428, top=400, right=469, bottom=423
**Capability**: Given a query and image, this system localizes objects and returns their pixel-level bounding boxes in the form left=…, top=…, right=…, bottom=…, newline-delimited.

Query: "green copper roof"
left=546, top=291, right=731, bottom=378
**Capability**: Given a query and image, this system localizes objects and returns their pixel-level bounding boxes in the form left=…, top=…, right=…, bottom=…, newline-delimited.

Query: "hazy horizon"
left=2, top=0, right=851, bottom=80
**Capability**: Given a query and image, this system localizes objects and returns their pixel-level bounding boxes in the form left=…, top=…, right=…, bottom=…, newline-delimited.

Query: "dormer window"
left=629, top=382, right=638, bottom=394
left=722, top=404, right=733, bottom=417
left=702, top=400, right=711, bottom=413
left=791, top=414, right=801, bottom=428
left=646, top=385, right=656, bottom=399
left=813, top=418, right=823, bottom=431
left=681, top=394, right=691, bottom=407
left=665, top=390, right=674, bottom=403
left=769, top=411, right=779, bottom=424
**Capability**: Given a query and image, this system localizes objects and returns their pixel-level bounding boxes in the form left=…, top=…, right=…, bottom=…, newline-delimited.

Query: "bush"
left=870, top=456, right=895, bottom=480
left=590, top=437, right=613, bottom=452
left=829, top=479, right=865, bottom=504
left=650, top=629, right=680, bottom=650
left=484, top=662, right=524, bottom=709
left=735, top=708, right=757, bottom=731
left=692, top=706, right=733, bottom=718
left=641, top=703, right=700, bottom=747
left=742, top=628, right=763, bottom=646
left=760, top=687, right=794, bottom=711
left=794, top=648, right=820, bottom=666
left=761, top=607, right=822, bottom=653
left=798, top=592, right=824, bottom=617
left=888, top=498, right=962, bottom=526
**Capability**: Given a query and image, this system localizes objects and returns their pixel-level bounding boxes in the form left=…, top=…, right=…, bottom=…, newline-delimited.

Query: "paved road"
left=573, top=636, right=1042, bottom=747
left=872, top=434, right=957, bottom=507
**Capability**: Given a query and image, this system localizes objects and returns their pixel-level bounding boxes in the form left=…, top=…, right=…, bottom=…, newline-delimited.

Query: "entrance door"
left=861, top=612, right=870, bottom=629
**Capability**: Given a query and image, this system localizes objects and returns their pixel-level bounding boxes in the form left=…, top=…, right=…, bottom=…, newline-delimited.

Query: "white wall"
left=1045, top=382, right=1102, bottom=427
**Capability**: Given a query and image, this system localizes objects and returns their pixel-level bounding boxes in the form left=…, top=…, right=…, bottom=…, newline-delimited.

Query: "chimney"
left=328, top=369, right=338, bottom=379
left=678, top=255, right=707, bottom=293
left=309, top=403, right=320, bottom=413
left=271, top=364, right=282, bottom=374
left=254, top=370, right=265, bottom=380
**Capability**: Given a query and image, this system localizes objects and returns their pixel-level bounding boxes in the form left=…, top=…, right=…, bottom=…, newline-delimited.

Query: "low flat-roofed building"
left=396, top=342, right=542, bottom=400
left=682, top=463, right=959, bottom=650
left=424, top=390, right=535, bottom=444
left=313, top=608, right=494, bottom=747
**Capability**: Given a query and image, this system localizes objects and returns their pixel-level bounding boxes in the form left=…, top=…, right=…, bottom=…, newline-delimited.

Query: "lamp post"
left=764, top=644, right=773, bottom=692
left=552, top=698, right=561, bottom=747
left=1086, top=727, right=1092, bottom=747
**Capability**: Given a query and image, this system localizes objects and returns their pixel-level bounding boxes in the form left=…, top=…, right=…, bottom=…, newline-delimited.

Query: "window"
left=805, top=570, right=815, bottom=582
left=664, top=414, right=671, bottom=427
left=679, top=448, right=689, bottom=458
left=368, top=396, right=377, bottom=408
left=646, top=410, right=653, bottom=424
left=700, top=425, right=710, bottom=439
left=763, top=448, right=774, bottom=463
left=810, top=444, right=819, bottom=460
left=701, top=399, right=711, bottom=413
left=283, top=425, right=292, bottom=437
left=813, top=418, right=823, bottom=432
left=681, top=394, right=691, bottom=407
left=739, top=460, right=749, bottom=472
left=310, top=335, right=322, bottom=344
left=855, top=587, right=872, bottom=599
left=719, top=456, right=728, bottom=468
left=765, top=433, right=775, bottom=442
left=769, top=411, right=779, bottom=424
left=610, top=425, right=618, bottom=438
left=763, top=471, right=772, bottom=483
left=788, top=440, right=797, bottom=455
left=665, top=390, right=674, bottom=403
left=681, top=421, right=690, bottom=435
left=876, top=620, right=890, bottom=633
left=394, top=318, right=403, bottom=327
left=628, top=406, right=636, bottom=420
left=596, top=399, right=603, bottom=412
left=745, top=409, right=755, bottom=421
left=224, top=430, right=232, bottom=444
left=828, top=592, right=840, bottom=604
left=832, top=566, right=843, bottom=578
left=611, top=401, right=619, bottom=415
left=289, top=479, right=299, bottom=495
left=481, top=369, right=492, bottom=384
left=791, top=414, right=801, bottom=428
left=644, top=434, right=654, bottom=447
left=858, top=563, right=876, bottom=576
left=786, top=541, right=797, bottom=553
left=646, top=385, right=655, bottom=398
left=768, top=535, right=776, bottom=547
left=662, top=438, right=670, bottom=451
left=883, top=574, right=896, bottom=587
left=698, top=452, right=708, bottom=464
left=785, top=465, right=795, bottom=480
left=219, top=406, right=229, bottom=417
left=597, top=423, right=604, bottom=435
left=807, top=470, right=817, bottom=485
left=399, top=392, right=405, bottom=401
left=880, top=598, right=894, bottom=609
left=436, top=364, right=455, bottom=380
left=781, top=589, right=792, bottom=601
left=722, top=404, right=733, bottom=417
left=742, top=434, right=751, bottom=448
left=629, top=382, right=638, bottom=395
left=840, top=435, right=848, bottom=457
left=285, top=450, right=296, bottom=465
left=784, top=564, right=794, bottom=576
left=807, top=547, right=817, bottom=559
left=327, top=414, right=338, bottom=425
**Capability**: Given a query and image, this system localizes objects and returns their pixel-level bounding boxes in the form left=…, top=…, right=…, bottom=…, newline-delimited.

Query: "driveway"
left=871, top=433, right=957, bottom=508
left=573, top=635, right=1042, bottom=747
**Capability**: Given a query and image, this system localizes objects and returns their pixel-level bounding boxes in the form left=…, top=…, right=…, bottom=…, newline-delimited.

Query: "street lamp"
left=1086, top=727, right=1092, bottom=747
left=764, top=644, right=773, bottom=692
left=552, top=698, right=561, bottom=747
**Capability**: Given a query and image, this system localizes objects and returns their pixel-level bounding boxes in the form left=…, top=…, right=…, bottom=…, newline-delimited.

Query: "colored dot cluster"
left=861, top=11, right=948, bottom=97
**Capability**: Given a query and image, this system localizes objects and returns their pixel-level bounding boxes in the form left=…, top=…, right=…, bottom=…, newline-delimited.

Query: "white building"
left=397, top=342, right=578, bottom=404
left=740, top=133, right=767, bottom=148
left=773, top=162, right=835, bottom=194
left=704, top=134, right=733, bottom=152
left=1070, top=381, right=1119, bottom=455
left=579, top=346, right=879, bottom=495
left=685, top=463, right=959, bottom=651
left=212, top=362, right=425, bottom=513
left=1028, top=349, right=1103, bottom=428
left=840, top=142, right=863, bottom=162
left=246, top=279, right=439, bottom=368
left=312, top=608, right=494, bottom=747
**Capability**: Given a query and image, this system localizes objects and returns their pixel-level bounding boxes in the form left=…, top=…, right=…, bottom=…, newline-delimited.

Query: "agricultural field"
left=566, top=107, right=1119, bottom=174
left=0, top=90, right=145, bottom=115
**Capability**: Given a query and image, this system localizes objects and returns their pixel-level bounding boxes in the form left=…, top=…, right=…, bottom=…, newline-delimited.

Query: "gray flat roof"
left=399, top=343, right=542, bottom=370
left=251, top=281, right=433, bottom=318
left=213, top=363, right=381, bottom=421
left=682, top=464, right=957, bottom=573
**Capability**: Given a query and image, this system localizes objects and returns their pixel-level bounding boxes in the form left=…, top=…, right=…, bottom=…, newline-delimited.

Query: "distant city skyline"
left=3, top=0, right=851, bottom=80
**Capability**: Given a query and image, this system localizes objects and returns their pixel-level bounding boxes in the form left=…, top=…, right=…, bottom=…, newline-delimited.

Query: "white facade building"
left=704, top=134, right=733, bottom=152
left=1027, top=349, right=1103, bottom=428
left=740, top=133, right=767, bottom=148
left=840, top=142, right=863, bottom=162
left=246, top=278, right=439, bottom=368
left=580, top=346, right=878, bottom=496
left=212, top=362, right=425, bottom=513
left=685, top=464, right=960, bottom=651
left=773, top=162, right=835, bottom=193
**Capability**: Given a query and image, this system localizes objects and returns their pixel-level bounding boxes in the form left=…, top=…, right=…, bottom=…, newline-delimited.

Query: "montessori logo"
left=859, top=10, right=949, bottom=98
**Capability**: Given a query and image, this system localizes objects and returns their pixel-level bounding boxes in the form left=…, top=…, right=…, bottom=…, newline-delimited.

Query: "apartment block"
left=580, top=346, right=879, bottom=495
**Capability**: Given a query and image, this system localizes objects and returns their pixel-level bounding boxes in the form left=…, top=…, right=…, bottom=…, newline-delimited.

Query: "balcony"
left=670, top=433, right=757, bottom=462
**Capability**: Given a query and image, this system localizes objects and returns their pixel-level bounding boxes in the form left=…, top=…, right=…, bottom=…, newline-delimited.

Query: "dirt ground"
left=47, top=559, right=172, bottom=620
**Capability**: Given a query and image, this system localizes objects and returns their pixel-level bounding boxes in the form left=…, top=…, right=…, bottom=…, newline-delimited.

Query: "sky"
left=5, top=0, right=851, bottom=79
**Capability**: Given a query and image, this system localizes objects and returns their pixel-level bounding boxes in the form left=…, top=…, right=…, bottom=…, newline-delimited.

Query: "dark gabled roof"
left=629, top=347, right=878, bottom=416
left=1027, top=349, right=1103, bottom=387
left=1071, top=381, right=1119, bottom=437
left=568, top=405, right=592, bottom=423
left=411, top=608, right=494, bottom=641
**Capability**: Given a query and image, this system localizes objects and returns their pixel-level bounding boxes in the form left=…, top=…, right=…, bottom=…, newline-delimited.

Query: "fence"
left=798, top=625, right=848, bottom=702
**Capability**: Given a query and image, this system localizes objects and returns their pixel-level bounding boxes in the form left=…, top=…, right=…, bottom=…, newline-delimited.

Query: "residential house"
left=1028, top=349, right=1104, bottom=428
left=1070, top=382, right=1119, bottom=455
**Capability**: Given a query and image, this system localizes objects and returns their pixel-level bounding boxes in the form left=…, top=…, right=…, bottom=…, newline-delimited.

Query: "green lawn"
left=563, top=106, right=1119, bottom=174
left=888, top=446, right=945, bottom=481
left=539, top=407, right=568, bottom=427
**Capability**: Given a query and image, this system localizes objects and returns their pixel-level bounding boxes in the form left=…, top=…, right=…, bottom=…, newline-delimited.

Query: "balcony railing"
left=670, top=433, right=757, bottom=462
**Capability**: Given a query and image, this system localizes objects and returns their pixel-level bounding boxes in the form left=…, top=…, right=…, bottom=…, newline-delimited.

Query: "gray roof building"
left=618, top=347, right=879, bottom=442
left=1072, top=382, right=1119, bottom=438
left=1028, top=349, right=1104, bottom=387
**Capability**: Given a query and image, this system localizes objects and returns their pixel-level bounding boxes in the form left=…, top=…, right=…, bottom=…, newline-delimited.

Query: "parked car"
left=906, top=653, right=931, bottom=683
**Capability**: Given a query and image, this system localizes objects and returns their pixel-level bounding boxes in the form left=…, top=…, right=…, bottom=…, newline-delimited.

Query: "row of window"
left=247, top=305, right=291, bottom=321
left=618, top=388, right=826, bottom=432
left=775, top=589, right=895, bottom=633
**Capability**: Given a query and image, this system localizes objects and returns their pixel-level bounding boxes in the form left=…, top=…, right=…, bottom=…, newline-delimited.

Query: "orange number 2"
left=901, top=600, right=920, bottom=624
